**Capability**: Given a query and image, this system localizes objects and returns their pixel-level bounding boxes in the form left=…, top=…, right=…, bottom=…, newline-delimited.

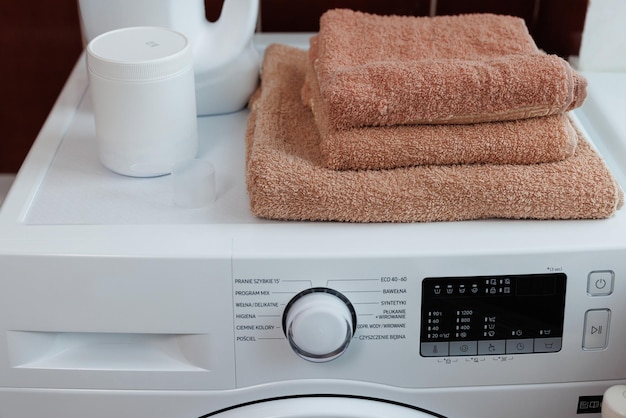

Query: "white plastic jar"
left=87, top=26, right=198, bottom=177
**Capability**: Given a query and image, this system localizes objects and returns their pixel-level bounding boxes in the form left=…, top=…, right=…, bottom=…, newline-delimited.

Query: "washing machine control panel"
left=233, top=273, right=567, bottom=362
left=231, top=255, right=626, bottom=389
left=419, top=273, right=567, bottom=357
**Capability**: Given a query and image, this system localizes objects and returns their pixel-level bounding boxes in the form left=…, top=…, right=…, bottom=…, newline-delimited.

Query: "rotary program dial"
left=282, top=287, right=357, bottom=362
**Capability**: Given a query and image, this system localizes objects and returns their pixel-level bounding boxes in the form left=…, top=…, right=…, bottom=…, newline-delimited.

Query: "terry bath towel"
left=310, top=10, right=587, bottom=129
left=302, top=45, right=578, bottom=170
left=246, top=45, right=623, bottom=223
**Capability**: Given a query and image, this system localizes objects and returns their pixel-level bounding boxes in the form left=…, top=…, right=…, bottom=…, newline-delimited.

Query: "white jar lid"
left=87, top=26, right=192, bottom=82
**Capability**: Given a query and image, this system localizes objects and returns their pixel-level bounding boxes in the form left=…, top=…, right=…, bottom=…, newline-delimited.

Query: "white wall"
left=578, top=0, right=626, bottom=71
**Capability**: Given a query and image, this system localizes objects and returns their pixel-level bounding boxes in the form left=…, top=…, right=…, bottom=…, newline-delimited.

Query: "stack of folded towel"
left=246, top=10, right=623, bottom=222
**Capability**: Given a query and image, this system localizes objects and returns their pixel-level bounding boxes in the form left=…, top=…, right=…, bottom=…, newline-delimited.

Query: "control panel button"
left=420, top=342, right=449, bottom=357
left=583, top=309, right=610, bottom=350
left=534, top=337, right=562, bottom=353
left=450, top=341, right=477, bottom=356
left=587, top=271, right=614, bottom=296
left=506, top=338, right=534, bottom=354
left=478, top=340, right=506, bottom=355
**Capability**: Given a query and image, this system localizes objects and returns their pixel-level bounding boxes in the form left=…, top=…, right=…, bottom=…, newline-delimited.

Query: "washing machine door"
left=203, top=396, right=443, bottom=418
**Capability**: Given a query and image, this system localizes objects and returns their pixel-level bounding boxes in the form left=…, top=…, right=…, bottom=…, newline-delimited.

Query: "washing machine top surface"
left=0, top=37, right=625, bottom=259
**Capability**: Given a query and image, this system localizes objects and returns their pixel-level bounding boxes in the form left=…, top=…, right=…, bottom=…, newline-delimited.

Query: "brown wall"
left=257, top=0, right=589, bottom=58
left=0, top=0, right=588, bottom=173
left=1, top=0, right=83, bottom=173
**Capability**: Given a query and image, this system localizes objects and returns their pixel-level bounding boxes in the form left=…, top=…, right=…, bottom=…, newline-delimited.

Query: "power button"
left=587, top=271, right=614, bottom=296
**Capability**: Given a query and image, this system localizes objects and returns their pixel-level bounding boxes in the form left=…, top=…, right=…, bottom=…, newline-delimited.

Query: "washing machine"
left=0, top=34, right=625, bottom=418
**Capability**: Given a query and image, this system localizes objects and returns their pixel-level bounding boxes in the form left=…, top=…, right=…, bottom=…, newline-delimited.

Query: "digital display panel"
left=420, top=273, right=566, bottom=357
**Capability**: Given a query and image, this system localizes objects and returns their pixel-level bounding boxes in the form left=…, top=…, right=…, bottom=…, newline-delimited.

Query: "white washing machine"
left=0, top=35, right=625, bottom=418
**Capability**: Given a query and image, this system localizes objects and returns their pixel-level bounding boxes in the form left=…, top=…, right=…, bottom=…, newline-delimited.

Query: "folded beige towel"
left=246, top=45, right=622, bottom=223
left=311, top=10, right=587, bottom=130
left=302, top=48, right=577, bottom=170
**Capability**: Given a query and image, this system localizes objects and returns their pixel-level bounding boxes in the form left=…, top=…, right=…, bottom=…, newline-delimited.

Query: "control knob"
left=283, top=288, right=357, bottom=362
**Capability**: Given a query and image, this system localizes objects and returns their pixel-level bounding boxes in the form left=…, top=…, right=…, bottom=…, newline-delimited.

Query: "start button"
left=587, top=271, right=614, bottom=296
